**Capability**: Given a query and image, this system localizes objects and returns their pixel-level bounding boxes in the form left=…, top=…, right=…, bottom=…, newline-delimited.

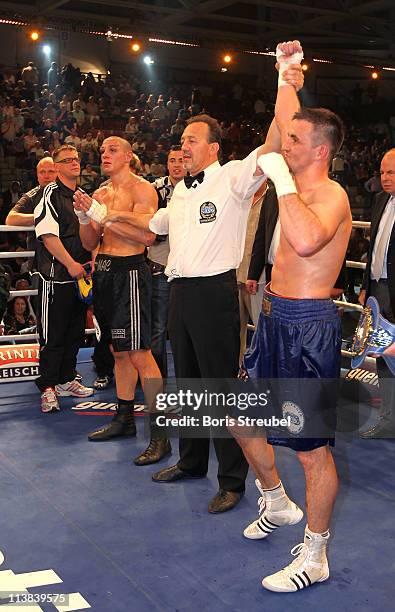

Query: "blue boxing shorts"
left=242, top=285, right=341, bottom=451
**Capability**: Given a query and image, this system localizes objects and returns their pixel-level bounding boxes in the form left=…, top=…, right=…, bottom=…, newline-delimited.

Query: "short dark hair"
left=53, top=144, right=77, bottom=161
left=186, top=114, right=222, bottom=153
left=168, top=145, right=182, bottom=155
left=293, top=107, right=344, bottom=164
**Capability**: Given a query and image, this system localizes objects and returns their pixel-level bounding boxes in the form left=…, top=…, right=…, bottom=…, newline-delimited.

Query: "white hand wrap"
left=276, top=44, right=303, bottom=88
left=86, top=198, right=108, bottom=224
left=257, top=153, right=297, bottom=198
left=74, top=208, right=90, bottom=225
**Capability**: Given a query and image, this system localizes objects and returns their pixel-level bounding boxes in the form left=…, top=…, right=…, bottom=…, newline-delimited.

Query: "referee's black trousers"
left=168, top=270, right=248, bottom=493
left=35, top=277, right=86, bottom=391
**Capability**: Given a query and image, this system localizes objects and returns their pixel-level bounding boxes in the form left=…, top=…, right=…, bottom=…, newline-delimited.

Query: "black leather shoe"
left=152, top=464, right=205, bottom=483
left=88, top=413, right=136, bottom=441
left=133, top=438, right=172, bottom=466
left=360, top=420, right=395, bottom=439
left=208, top=490, right=243, bottom=513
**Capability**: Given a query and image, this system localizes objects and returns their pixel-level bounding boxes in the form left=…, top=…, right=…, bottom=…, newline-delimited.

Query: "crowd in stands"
left=0, top=57, right=394, bottom=331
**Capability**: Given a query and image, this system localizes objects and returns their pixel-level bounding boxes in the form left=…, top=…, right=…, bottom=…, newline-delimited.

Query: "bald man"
left=6, top=157, right=57, bottom=227
left=6, top=157, right=58, bottom=288
left=359, top=148, right=395, bottom=437
left=74, top=137, right=168, bottom=459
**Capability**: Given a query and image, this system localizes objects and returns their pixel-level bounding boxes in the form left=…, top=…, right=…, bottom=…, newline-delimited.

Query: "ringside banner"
left=0, top=344, right=40, bottom=382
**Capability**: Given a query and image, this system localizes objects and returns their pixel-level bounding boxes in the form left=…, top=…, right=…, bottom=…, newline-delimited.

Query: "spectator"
left=3, top=296, right=36, bottom=335
left=2, top=181, right=22, bottom=220
left=152, top=97, right=169, bottom=122
left=47, top=62, right=59, bottom=91
left=80, top=164, right=98, bottom=192
left=85, top=96, right=99, bottom=125
left=149, top=155, right=165, bottom=178
left=72, top=103, right=85, bottom=127
left=125, top=116, right=139, bottom=135
left=21, top=62, right=38, bottom=89
left=65, top=127, right=81, bottom=150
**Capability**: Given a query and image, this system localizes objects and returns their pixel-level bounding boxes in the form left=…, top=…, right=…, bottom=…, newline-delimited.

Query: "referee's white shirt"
left=149, top=148, right=265, bottom=280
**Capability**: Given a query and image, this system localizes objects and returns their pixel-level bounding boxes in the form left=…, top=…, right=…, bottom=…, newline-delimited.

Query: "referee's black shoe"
left=152, top=464, right=206, bottom=482
left=208, top=490, right=243, bottom=513
left=88, top=408, right=136, bottom=441
left=133, top=438, right=171, bottom=465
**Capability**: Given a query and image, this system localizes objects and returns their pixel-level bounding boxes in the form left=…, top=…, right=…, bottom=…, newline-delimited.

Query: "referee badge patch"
left=199, top=201, right=217, bottom=224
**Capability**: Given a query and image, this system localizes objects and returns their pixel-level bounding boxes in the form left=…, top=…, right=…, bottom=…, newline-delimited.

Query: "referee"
left=110, top=61, right=303, bottom=512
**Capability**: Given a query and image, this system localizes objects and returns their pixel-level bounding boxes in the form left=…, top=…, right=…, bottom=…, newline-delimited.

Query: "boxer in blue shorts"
left=231, top=70, right=352, bottom=591
left=243, top=285, right=341, bottom=452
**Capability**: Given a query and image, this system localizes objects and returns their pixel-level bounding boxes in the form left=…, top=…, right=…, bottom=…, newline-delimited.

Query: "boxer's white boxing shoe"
left=56, top=380, right=94, bottom=397
left=243, top=479, right=303, bottom=540
left=41, top=387, right=60, bottom=413
left=262, top=528, right=330, bottom=592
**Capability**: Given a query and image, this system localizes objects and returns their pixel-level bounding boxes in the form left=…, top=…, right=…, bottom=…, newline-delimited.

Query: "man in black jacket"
left=359, top=148, right=395, bottom=437
left=247, top=183, right=280, bottom=291
left=34, top=145, right=94, bottom=412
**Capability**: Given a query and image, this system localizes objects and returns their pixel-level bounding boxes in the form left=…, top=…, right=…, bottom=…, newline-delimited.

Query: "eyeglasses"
left=56, top=157, right=80, bottom=164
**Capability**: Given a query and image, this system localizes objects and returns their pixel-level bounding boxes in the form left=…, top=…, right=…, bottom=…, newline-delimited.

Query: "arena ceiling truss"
left=1, top=0, right=395, bottom=63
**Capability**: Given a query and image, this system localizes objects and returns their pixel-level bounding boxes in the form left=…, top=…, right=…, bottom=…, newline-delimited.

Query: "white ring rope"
left=0, top=218, right=372, bottom=357
left=0, top=225, right=34, bottom=232
left=0, top=251, right=35, bottom=259
left=0, top=328, right=96, bottom=343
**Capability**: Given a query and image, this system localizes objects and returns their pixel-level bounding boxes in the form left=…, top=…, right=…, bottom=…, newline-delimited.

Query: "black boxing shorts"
left=93, top=253, right=152, bottom=352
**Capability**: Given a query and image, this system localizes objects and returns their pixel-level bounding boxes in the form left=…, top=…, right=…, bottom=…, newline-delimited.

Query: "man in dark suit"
left=359, top=148, right=395, bottom=437
left=247, top=183, right=279, bottom=291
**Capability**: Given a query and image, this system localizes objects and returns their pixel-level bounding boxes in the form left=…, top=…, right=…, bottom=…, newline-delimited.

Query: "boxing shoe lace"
left=243, top=479, right=303, bottom=539
left=262, top=537, right=329, bottom=592
left=257, top=494, right=266, bottom=515
left=56, top=380, right=94, bottom=397
left=41, top=387, right=59, bottom=413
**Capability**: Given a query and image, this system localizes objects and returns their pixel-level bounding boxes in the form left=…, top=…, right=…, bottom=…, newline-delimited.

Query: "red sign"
left=0, top=344, right=40, bottom=382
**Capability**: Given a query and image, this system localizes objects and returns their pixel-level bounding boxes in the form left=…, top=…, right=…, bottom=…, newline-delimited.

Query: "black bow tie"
left=184, top=171, right=205, bottom=189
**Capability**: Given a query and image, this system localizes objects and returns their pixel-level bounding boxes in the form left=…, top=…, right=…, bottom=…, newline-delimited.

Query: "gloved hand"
left=74, top=208, right=90, bottom=225
left=257, top=153, right=297, bottom=198
left=276, top=40, right=304, bottom=88
left=86, top=199, right=108, bottom=224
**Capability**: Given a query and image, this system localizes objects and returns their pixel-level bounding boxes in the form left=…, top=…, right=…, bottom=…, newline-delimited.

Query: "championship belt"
left=351, top=296, right=395, bottom=375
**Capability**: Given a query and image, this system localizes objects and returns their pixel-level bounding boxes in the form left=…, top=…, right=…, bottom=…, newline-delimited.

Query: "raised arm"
left=275, top=40, right=303, bottom=145
left=255, top=41, right=304, bottom=164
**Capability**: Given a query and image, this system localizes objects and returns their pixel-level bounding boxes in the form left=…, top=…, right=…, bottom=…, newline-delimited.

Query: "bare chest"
left=100, top=186, right=135, bottom=213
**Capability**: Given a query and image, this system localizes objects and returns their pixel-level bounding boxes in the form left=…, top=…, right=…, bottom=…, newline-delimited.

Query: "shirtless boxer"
left=73, top=137, right=162, bottom=442
left=233, top=92, right=352, bottom=588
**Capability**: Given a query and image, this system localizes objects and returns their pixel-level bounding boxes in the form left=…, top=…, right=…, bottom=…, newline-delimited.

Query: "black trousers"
left=370, top=280, right=395, bottom=421
left=92, top=337, right=114, bottom=378
left=167, top=270, right=248, bottom=493
left=35, top=277, right=87, bottom=391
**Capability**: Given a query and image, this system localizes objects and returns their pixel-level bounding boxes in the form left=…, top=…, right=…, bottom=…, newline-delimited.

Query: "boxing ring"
left=0, top=222, right=394, bottom=611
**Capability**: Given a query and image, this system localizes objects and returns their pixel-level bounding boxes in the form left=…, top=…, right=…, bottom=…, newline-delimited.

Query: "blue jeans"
left=151, top=270, right=170, bottom=377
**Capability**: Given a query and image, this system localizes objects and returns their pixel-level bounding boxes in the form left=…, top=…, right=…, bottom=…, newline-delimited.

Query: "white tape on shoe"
left=276, top=44, right=304, bottom=88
